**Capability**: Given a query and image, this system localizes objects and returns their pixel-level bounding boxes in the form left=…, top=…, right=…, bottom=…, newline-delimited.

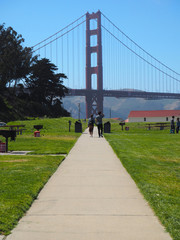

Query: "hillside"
left=63, top=96, right=180, bottom=120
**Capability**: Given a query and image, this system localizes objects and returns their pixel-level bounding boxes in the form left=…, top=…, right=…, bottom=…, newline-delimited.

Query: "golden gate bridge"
left=32, top=10, right=180, bottom=118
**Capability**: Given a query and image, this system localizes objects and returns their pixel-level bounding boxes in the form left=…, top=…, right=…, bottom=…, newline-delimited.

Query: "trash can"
left=0, top=142, right=6, bottom=152
left=34, top=131, right=40, bottom=137
left=104, top=122, right=111, bottom=133
left=75, top=121, right=82, bottom=133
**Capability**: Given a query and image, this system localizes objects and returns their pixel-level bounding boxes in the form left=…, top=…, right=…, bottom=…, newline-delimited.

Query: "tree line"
left=0, top=24, right=70, bottom=122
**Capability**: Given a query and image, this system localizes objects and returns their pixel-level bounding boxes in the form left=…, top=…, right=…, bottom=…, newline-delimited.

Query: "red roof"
left=128, top=110, right=180, bottom=118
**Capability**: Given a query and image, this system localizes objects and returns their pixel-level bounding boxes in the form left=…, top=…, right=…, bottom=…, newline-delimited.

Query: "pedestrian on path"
left=95, top=111, right=104, bottom=137
left=88, top=114, right=95, bottom=137
left=170, top=116, right=175, bottom=133
left=176, top=117, right=180, bottom=133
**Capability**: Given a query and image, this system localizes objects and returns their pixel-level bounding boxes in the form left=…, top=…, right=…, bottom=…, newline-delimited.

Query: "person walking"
left=176, top=117, right=180, bottom=133
left=88, top=114, right=95, bottom=137
left=95, top=111, right=104, bottom=137
left=170, top=116, right=175, bottom=133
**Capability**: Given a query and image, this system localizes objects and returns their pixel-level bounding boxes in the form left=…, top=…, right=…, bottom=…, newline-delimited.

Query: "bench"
left=145, top=123, right=170, bottom=130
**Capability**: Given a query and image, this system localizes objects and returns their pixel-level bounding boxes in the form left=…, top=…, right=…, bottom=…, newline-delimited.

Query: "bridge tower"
left=86, top=11, right=103, bottom=118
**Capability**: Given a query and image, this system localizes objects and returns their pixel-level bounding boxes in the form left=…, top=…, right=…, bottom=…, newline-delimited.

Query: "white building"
left=128, top=110, right=180, bottom=122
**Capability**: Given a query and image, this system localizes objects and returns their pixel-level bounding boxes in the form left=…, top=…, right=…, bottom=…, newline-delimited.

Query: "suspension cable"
left=101, top=11, right=180, bottom=76
left=33, top=19, right=86, bottom=52
left=32, top=14, right=86, bottom=48
left=101, top=23, right=180, bottom=83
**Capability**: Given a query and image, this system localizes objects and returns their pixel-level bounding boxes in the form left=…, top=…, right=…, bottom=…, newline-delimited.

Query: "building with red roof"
left=128, top=110, right=180, bottom=122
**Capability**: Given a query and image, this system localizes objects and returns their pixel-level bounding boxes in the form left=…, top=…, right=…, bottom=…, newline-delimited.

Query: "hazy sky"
left=1, top=0, right=180, bottom=75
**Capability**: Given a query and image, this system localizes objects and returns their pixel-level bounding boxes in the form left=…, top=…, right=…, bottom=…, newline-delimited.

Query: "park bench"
left=145, top=122, right=170, bottom=130
left=0, top=124, right=26, bottom=135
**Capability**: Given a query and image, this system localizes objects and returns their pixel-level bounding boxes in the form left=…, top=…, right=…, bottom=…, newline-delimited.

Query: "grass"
left=104, top=121, right=180, bottom=240
left=6, top=117, right=87, bottom=154
left=0, top=155, right=64, bottom=235
left=0, top=118, right=179, bottom=238
left=0, top=117, right=87, bottom=235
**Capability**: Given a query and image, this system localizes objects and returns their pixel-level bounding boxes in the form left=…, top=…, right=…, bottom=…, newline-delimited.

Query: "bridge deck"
left=67, top=88, right=180, bottom=99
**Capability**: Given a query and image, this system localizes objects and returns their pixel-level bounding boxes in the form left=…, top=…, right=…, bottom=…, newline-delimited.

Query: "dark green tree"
left=26, top=58, right=69, bottom=117
left=0, top=24, right=36, bottom=91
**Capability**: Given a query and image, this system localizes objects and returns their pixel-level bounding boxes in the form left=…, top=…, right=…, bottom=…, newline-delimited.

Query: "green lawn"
left=7, top=117, right=86, bottom=154
left=104, top=122, right=180, bottom=240
left=1, top=118, right=179, bottom=239
left=0, top=155, right=64, bottom=235
left=0, top=117, right=87, bottom=235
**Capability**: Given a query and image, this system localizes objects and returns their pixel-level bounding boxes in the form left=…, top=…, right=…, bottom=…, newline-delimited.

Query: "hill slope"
left=63, top=96, right=180, bottom=119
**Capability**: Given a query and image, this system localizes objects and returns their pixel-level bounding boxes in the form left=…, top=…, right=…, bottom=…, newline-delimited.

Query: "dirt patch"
left=0, top=159, right=29, bottom=162
left=44, top=136, right=76, bottom=141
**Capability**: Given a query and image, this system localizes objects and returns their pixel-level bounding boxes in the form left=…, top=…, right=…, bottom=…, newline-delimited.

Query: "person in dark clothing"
left=170, top=116, right=175, bottom=133
left=176, top=117, right=180, bottom=133
left=95, top=111, right=104, bottom=137
left=88, top=114, right=95, bottom=137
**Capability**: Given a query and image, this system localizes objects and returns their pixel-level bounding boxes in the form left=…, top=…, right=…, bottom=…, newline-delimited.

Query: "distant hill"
left=63, top=96, right=180, bottom=120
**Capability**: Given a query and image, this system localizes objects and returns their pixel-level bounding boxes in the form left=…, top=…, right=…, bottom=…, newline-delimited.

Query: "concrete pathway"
left=5, top=128, right=172, bottom=240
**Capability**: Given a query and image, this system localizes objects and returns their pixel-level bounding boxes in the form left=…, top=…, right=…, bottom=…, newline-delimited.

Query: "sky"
left=1, top=0, right=180, bottom=88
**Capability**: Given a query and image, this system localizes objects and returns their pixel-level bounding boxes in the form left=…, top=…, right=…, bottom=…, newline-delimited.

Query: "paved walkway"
left=5, top=128, right=172, bottom=240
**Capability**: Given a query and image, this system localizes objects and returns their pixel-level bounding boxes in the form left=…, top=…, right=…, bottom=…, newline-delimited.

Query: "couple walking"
left=171, top=116, right=180, bottom=133
left=88, top=111, right=104, bottom=137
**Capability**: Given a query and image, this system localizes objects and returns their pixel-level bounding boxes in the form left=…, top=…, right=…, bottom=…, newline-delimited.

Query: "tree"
left=26, top=58, right=69, bottom=117
left=0, top=24, right=36, bottom=91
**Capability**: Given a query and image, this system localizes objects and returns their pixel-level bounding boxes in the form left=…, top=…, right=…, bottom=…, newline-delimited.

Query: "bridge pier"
left=86, top=11, right=103, bottom=118
left=86, top=91, right=103, bottom=117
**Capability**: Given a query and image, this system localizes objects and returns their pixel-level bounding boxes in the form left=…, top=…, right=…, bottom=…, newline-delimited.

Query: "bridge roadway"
left=5, top=128, right=172, bottom=240
left=67, top=88, right=180, bottom=99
